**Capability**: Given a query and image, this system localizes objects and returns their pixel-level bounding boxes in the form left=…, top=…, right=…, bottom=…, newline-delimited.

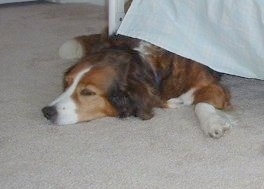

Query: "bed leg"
left=108, top=0, right=126, bottom=35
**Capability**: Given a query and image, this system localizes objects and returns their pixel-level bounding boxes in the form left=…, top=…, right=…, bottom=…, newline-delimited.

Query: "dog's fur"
left=42, top=0, right=233, bottom=138
left=42, top=33, right=233, bottom=138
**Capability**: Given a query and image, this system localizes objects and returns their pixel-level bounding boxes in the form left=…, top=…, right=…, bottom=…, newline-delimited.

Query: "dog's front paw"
left=167, top=98, right=184, bottom=108
left=195, top=103, right=232, bottom=139
left=167, top=89, right=195, bottom=109
left=203, top=114, right=231, bottom=139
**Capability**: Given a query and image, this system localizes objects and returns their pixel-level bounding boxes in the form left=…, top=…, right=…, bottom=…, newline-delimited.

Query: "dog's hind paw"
left=204, top=113, right=231, bottom=139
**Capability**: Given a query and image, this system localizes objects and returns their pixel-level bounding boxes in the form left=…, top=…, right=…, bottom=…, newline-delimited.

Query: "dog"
left=42, top=33, right=233, bottom=138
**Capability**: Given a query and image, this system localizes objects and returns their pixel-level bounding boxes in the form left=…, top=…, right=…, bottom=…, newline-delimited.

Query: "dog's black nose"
left=42, top=106, right=57, bottom=120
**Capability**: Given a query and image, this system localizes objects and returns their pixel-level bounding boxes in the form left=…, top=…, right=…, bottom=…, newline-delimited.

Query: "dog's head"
left=42, top=49, right=164, bottom=125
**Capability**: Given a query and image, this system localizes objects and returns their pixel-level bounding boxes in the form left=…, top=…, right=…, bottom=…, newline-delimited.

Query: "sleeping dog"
left=42, top=34, right=233, bottom=138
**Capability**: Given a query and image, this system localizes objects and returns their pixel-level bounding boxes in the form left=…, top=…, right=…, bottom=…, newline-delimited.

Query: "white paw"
left=167, top=98, right=184, bottom=108
left=203, top=114, right=231, bottom=139
left=167, top=89, right=195, bottom=108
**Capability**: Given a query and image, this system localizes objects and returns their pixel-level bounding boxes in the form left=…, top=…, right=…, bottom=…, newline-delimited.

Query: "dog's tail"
left=59, top=37, right=85, bottom=60
left=59, top=31, right=108, bottom=60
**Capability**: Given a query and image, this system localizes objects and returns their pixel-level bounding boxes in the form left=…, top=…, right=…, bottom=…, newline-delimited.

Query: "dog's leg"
left=195, top=103, right=231, bottom=138
left=167, top=86, right=231, bottom=138
left=167, top=89, right=196, bottom=108
left=194, top=84, right=232, bottom=138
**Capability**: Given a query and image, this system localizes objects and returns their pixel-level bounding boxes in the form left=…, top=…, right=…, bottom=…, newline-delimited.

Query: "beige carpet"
left=0, top=2, right=264, bottom=189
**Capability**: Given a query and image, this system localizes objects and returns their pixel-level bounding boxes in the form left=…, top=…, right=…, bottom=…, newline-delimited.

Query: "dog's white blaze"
left=50, top=67, right=92, bottom=125
left=167, top=88, right=196, bottom=108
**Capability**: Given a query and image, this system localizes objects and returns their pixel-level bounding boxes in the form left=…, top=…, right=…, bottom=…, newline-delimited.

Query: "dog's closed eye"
left=80, top=89, right=96, bottom=96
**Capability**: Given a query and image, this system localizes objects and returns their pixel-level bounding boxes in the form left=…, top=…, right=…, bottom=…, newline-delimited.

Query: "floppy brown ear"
left=107, top=51, right=165, bottom=120
left=125, top=82, right=157, bottom=120
left=108, top=82, right=134, bottom=118
left=130, top=94, right=155, bottom=120
left=108, top=79, right=161, bottom=120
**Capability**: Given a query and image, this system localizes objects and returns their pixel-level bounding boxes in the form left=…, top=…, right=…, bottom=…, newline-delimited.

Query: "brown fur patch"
left=70, top=66, right=119, bottom=122
left=138, top=44, right=231, bottom=110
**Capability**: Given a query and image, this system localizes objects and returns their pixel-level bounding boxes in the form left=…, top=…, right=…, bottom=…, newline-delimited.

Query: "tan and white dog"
left=42, top=34, right=232, bottom=138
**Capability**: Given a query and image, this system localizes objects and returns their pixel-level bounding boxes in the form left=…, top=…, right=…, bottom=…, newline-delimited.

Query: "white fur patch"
left=195, top=103, right=231, bottom=138
left=167, top=89, right=196, bottom=108
left=59, top=39, right=84, bottom=60
left=50, top=67, right=92, bottom=125
left=133, top=41, right=152, bottom=56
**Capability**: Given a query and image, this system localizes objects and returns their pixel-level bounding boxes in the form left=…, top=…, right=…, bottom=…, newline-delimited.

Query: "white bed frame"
left=108, top=0, right=126, bottom=35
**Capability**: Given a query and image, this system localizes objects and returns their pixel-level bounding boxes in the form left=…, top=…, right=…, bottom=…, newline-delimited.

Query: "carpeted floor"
left=0, top=2, right=264, bottom=189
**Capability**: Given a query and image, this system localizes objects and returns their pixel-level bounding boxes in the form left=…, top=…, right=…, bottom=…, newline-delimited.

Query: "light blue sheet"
left=118, top=0, right=264, bottom=79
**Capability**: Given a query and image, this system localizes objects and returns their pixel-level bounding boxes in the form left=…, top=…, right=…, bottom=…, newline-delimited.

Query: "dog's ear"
left=107, top=53, right=164, bottom=120
left=108, top=78, right=161, bottom=120
left=125, top=82, right=157, bottom=120
left=108, top=81, right=134, bottom=118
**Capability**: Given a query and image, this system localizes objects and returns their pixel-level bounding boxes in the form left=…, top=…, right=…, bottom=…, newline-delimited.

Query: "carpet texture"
left=0, top=2, right=264, bottom=189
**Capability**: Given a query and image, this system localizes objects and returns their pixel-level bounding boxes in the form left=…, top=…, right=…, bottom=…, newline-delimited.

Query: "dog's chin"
left=51, top=115, right=79, bottom=126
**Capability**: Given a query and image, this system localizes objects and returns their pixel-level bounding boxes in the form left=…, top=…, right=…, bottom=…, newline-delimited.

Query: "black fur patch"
left=106, top=49, right=163, bottom=120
